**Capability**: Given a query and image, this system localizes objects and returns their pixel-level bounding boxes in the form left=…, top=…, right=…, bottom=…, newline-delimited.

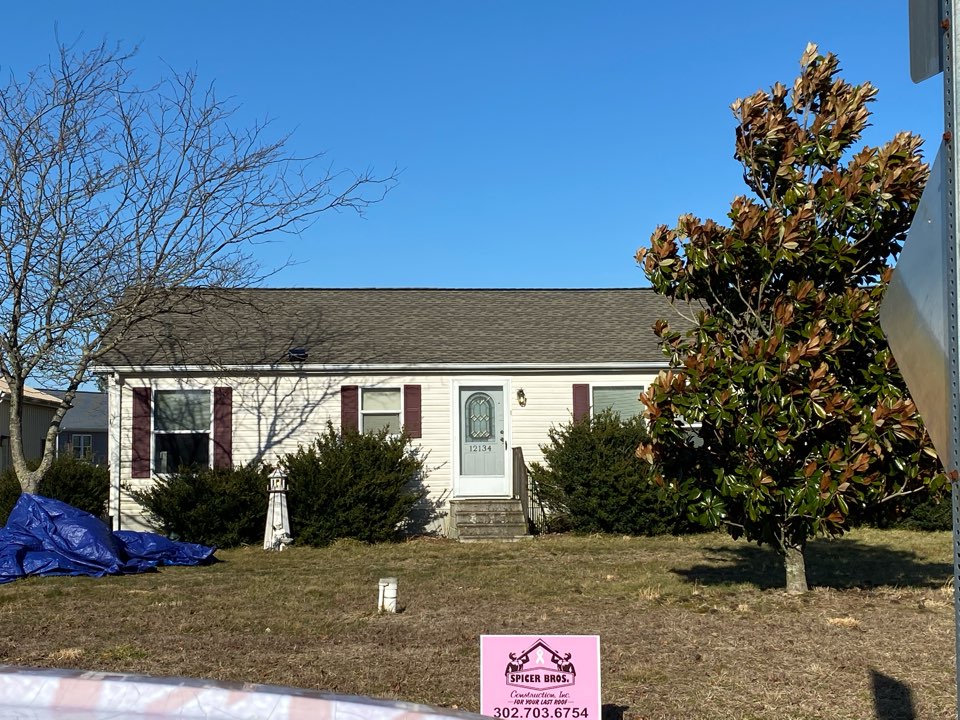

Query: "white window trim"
left=359, top=386, right=404, bottom=436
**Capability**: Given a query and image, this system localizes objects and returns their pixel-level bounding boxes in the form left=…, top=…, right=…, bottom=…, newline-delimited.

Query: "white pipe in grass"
left=378, top=577, right=398, bottom=613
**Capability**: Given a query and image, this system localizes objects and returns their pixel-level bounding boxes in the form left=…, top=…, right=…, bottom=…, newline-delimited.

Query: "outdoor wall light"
left=517, top=389, right=527, bottom=407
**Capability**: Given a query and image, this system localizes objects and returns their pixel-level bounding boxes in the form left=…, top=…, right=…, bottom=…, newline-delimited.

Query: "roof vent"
left=288, top=347, right=308, bottom=362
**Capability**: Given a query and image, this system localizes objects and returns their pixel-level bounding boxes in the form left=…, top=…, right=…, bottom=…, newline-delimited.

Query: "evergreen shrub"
left=858, top=488, right=952, bottom=532
left=282, top=422, right=427, bottom=546
left=129, top=462, right=269, bottom=547
left=529, top=409, right=690, bottom=535
left=36, top=454, right=109, bottom=518
left=0, top=469, right=20, bottom=524
left=0, top=455, right=109, bottom=523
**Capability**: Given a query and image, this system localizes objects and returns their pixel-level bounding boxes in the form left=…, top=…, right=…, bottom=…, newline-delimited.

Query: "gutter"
left=90, top=361, right=671, bottom=375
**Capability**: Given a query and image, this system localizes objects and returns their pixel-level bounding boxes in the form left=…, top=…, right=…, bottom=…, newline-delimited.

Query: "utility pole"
left=883, top=1, right=960, bottom=715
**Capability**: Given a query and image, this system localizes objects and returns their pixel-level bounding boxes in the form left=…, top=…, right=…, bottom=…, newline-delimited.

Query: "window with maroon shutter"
left=213, top=387, right=233, bottom=468
left=403, top=385, right=422, bottom=438
left=572, top=384, right=590, bottom=422
left=154, top=390, right=211, bottom=473
left=131, top=388, right=152, bottom=478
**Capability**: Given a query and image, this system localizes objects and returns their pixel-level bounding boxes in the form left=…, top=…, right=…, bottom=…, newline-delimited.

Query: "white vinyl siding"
left=109, top=370, right=662, bottom=533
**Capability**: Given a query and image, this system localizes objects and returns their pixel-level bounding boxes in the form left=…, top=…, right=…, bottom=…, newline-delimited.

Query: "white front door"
left=454, top=382, right=511, bottom=497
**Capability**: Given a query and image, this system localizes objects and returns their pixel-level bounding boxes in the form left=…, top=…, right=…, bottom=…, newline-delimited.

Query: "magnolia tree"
left=635, top=44, right=946, bottom=593
left=0, top=42, right=396, bottom=493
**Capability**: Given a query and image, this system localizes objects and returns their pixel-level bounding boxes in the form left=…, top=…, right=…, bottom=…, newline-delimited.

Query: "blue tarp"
left=0, top=494, right=215, bottom=584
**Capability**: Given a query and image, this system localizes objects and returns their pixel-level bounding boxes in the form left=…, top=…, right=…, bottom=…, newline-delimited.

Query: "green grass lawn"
left=0, top=529, right=955, bottom=720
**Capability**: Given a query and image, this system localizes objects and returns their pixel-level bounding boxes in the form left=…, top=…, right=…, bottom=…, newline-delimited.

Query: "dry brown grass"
left=0, top=528, right=954, bottom=719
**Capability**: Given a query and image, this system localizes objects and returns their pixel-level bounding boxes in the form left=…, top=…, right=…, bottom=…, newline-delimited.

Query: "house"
left=43, top=391, right=109, bottom=465
left=94, top=288, right=686, bottom=537
left=0, top=381, right=61, bottom=474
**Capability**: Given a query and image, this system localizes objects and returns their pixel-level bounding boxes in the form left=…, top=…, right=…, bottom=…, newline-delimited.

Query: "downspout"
left=112, top=374, right=123, bottom=531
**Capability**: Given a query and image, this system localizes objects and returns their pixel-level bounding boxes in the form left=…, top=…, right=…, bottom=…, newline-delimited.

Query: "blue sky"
left=2, top=2, right=944, bottom=288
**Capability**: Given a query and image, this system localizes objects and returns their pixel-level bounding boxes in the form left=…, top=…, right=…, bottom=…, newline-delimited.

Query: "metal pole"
left=944, top=1, right=960, bottom=716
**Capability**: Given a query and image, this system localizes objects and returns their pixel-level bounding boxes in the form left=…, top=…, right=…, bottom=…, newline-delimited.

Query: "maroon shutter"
left=572, top=384, right=590, bottom=422
left=341, top=385, right=359, bottom=433
left=213, top=386, right=233, bottom=468
left=131, top=387, right=152, bottom=478
left=403, top=384, right=422, bottom=438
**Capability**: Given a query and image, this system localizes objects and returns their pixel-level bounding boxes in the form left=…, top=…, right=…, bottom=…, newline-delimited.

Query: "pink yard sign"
left=480, top=635, right=600, bottom=720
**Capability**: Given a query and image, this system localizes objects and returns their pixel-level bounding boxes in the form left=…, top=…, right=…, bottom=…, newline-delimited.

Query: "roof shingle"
left=98, top=288, right=692, bottom=368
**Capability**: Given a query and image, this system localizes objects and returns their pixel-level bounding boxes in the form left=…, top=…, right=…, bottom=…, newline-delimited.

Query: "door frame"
left=451, top=377, right=512, bottom=498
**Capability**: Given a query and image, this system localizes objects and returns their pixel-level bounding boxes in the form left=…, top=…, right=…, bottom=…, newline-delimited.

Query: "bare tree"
left=0, top=41, right=397, bottom=492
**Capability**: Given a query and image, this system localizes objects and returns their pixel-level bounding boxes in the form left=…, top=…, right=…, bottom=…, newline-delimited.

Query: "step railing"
left=512, top=446, right=539, bottom=530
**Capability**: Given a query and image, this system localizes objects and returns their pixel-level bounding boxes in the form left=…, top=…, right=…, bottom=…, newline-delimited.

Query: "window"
left=360, top=388, right=401, bottom=434
left=154, top=390, right=211, bottom=473
left=72, top=434, right=93, bottom=459
left=592, top=385, right=644, bottom=418
left=464, top=392, right=495, bottom=441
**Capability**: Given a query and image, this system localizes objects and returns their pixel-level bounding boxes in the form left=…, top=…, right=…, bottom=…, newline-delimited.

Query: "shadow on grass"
left=601, top=704, right=628, bottom=720
left=672, top=538, right=951, bottom=590
left=871, top=670, right=915, bottom=720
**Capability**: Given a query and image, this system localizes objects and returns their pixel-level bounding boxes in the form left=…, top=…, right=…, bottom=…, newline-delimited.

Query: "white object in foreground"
left=0, top=665, right=482, bottom=720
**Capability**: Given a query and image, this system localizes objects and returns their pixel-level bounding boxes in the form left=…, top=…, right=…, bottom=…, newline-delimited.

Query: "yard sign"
left=480, top=635, right=600, bottom=720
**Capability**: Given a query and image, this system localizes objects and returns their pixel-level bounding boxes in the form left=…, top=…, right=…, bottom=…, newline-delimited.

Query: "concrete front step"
left=452, top=499, right=525, bottom=513
left=449, top=498, right=529, bottom=541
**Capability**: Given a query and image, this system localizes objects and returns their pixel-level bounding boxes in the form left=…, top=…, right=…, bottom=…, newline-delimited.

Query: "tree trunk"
left=784, top=542, right=808, bottom=593
left=6, top=379, right=60, bottom=494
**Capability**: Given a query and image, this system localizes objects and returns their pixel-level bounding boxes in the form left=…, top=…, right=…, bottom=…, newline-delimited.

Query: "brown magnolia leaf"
left=636, top=444, right=655, bottom=464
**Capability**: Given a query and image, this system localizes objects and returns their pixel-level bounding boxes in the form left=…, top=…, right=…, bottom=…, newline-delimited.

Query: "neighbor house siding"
left=0, top=400, right=57, bottom=475
left=56, top=431, right=109, bottom=463
left=21, top=403, right=57, bottom=463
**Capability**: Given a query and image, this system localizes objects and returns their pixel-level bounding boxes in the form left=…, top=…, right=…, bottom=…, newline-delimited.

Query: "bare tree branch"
left=0, top=40, right=398, bottom=492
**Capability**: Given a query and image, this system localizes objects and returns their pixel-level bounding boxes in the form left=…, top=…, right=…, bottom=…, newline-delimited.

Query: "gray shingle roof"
left=98, top=288, right=692, bottom=368
left=43, top=391, right=108, bottom=431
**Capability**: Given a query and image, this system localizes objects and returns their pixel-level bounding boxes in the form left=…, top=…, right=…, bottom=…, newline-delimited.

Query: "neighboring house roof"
left=0, top=380, right=62, bottom=407
left=43, top=391, right=108, bottom=432
left=97, top=288, right=694, bottom=369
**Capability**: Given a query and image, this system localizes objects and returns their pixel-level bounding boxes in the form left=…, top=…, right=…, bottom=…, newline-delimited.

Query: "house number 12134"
left=468, top=444, right=493, bottom=453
